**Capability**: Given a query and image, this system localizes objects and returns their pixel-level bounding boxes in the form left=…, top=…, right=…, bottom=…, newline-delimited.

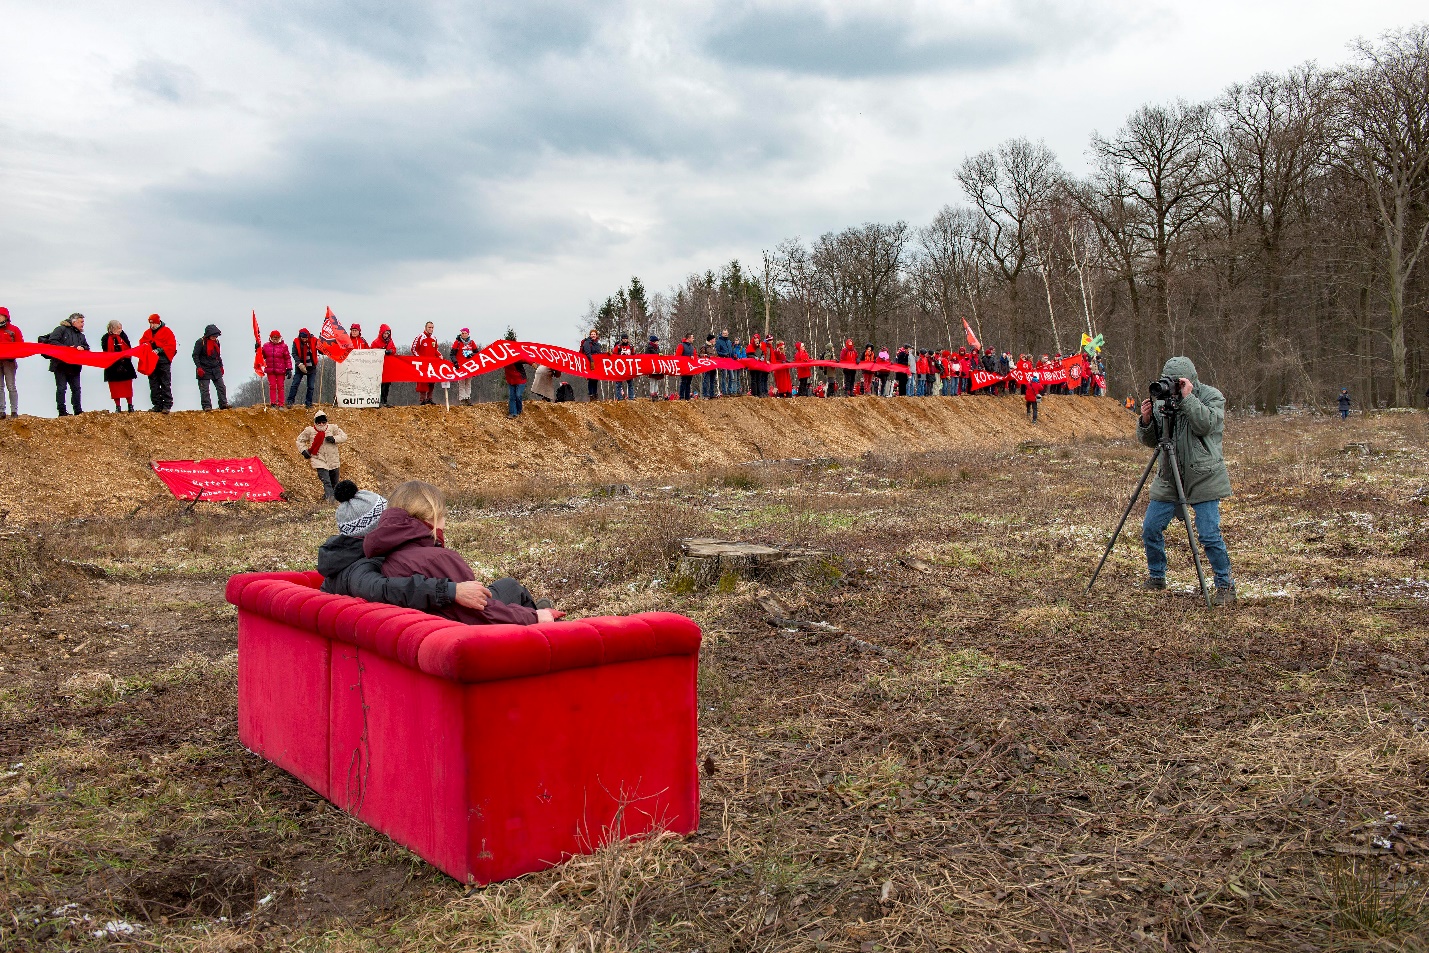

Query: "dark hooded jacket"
left=316, top=533, right=456, bottom=610
left=39, top=320, right=89, bottom=371
left=192, top=325, right=223, bottom=379
left=1136, top=356, right=1231, bottom=504
left=362, top=507, right=539, bottom=626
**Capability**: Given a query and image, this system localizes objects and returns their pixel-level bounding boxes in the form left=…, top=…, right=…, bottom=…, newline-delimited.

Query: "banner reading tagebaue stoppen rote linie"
left=373, top=339, right=1092, bottom=390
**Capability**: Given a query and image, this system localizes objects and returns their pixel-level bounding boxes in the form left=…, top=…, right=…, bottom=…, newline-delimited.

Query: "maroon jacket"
left=363, top=508, right=538, bottom=626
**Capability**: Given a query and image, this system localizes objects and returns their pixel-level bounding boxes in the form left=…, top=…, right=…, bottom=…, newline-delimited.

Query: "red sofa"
left=226, top=571, right=701, bottom=884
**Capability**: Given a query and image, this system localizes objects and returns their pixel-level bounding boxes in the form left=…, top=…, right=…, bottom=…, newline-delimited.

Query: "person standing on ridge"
left=644, top=334, right=664, bottom=400
left=839, top=338, right=858, bottom=396
left=411, top=321, right=440, bottom=405
left=139, top=313, right=176, bottom=412
left=39, top=312, right=89, bottom=416
left=579, top=329, right=604, bottom=402
left=192, top=324, right=228, bottom=411
left=0, top=307, right=23, bottom=418
left=795, top=341, right=813, bottom=396
left=612, top=333, right=635, bottom=400
left=700, top=333, right=718, bottom=399
left=716, top=328, right=736, bottom=396
left=450, top=328, right=479, bottom=406
left=261, top=330, right=291, bottom=407
left=101, top=320, right=136, bottom=412
left=296, top=411, right=347, bottom=500
left=348, top=323, right=369, bottom=349
left=370, top=324, right=396, bottom=406
left=676, top=333, right=696, bottom=400
left=287, top=327, right=319, bottom=408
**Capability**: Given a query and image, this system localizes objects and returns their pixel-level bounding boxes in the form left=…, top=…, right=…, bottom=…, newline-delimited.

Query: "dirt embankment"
left=0, top=396, right=1135, bottom=520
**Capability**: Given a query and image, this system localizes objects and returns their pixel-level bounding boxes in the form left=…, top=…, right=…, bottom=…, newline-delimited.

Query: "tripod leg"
left=1087, top=445, right=1161, bottom=593
left=1163, top=444, right=1213, bottom=608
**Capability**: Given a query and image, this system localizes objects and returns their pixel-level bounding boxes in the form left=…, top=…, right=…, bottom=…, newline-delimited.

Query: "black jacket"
left=192, top=324, right=224, bottom=379
left=317, top=534, right=456, bottom=610
left=39, top=322, right=90, bottom=371
left=102, top=331, right=137, bottom=382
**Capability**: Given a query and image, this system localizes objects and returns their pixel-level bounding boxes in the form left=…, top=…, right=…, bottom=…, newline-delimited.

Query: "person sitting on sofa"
left=317, top=480, right=498, bottom=614
left=363, top=480, right=564, bottom=626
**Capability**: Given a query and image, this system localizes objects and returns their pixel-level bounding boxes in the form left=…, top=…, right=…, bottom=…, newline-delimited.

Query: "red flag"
left=252, top=310, right=265, bottom=375
left=963, top=318, right=981, bottom=351
left=317, top=306, right=354, bottom=359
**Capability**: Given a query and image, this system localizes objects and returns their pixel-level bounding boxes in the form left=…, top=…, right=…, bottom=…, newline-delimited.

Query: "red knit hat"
left=148, top=313, right=162, bottom=324
left=0, top=306, right=9, bottom=319
left=269, top=330, right=282, bottom=339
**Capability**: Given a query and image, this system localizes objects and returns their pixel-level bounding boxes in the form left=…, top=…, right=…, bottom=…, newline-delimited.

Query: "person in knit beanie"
left=316, top=480, right=490, bottom=612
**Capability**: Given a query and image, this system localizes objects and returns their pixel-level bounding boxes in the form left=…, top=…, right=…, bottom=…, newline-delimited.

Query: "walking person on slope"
left=1024, top=372, right=1043, bottom=423
left=192, top=324, right=228, bottom=411
left=261, top=330, right=292, bottom=407
left=296, top=411, right=347, bottom=500
left=101, top=320, right=136, bottom=412
left=0, top=307, right=22, bottom=418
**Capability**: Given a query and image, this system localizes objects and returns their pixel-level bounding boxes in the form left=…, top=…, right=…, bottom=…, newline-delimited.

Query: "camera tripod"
left=1086, top=410, right=1213, bottom=608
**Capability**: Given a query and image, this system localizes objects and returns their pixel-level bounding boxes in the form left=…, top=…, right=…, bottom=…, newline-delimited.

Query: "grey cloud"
left=116, top=58, right=202, bottom=103
left=703, top=3, right=1084, bottom=78
left=230, top=0, right=602, bottom=74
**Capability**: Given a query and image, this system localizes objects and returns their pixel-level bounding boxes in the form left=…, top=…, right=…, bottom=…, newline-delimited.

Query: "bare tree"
left=1337, top=26, right=1429, bottom=407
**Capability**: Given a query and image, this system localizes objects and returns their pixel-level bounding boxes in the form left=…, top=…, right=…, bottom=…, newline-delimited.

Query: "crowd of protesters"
left=0, top=306, right=1115, bottom=417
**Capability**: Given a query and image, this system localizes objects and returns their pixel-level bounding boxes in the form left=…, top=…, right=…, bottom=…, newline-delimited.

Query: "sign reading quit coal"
left=336, top=348, right=384, bottom=408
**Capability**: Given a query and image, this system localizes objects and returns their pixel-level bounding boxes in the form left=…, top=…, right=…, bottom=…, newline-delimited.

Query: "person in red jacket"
left=287, top=328, right=320, bottom=408
left=261, top=330, right=292, bottom=406
left=411, top=321, right=441, bottom=405
left=794, top=342, right=813, bottom=396
left=771, top=341, right=792, bottom=396
left=0, top=306, right=21, bottom=418
left=503, top=334, right=528, bottom=417
left=364, top=481, right=561, bottom=626
left=448, top=328, right=479, bottom=406
left=1024, top=372, right=1044, bottom=423
left=370, top=324, right=396, bottom=406
left=139, top=313, right=177, bottom=412
left=348, top=323, right=369, bottom=350
left=838, top=338, right=858, bottom=397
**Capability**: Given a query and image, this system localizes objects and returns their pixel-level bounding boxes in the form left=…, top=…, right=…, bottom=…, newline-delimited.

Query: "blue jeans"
left=614, top=380, right=631, bottom=400
left=287, top=368, right=314, bottom=406
left=1143, top=499, right=1233, bottom=588
left=1339, top=407, right=1348, bottom=419
left=507, top=383, right=525, bottom=416
left=702, top=371, right=717, bottom=398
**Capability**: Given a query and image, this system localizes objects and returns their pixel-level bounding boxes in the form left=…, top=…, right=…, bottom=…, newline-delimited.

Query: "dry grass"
left=1, top=411, right=1427, bottom=951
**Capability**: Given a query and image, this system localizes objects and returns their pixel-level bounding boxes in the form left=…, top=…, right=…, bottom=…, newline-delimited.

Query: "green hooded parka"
left=1135, top=356, right=1232, bottom=504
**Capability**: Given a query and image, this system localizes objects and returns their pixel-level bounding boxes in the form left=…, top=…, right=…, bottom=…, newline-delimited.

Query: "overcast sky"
left=2, top=0, right=1424, bottom=414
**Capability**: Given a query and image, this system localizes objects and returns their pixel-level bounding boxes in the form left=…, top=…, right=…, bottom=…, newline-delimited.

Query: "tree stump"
left=677, top=538, right=827, bottom=587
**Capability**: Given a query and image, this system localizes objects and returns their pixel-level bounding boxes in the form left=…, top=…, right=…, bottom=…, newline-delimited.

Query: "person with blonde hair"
left=362, top=480, right=562, bottom=626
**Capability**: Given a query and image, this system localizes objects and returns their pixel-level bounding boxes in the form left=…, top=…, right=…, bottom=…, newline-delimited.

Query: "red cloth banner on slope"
left=380, top=340, right=918, bottom=383
left=0, top=341, right=159, bottom=375
left=151, top=457, right=285, bottom=502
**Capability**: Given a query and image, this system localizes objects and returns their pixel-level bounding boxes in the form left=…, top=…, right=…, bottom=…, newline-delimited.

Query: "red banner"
left=0, top=341, right=159, bottom=375
left=378, top=340, right=921, bottom=383
left=151, top=457, right=285, bottom=502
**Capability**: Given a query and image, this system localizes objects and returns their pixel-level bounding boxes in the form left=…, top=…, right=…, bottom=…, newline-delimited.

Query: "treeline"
left=585, top=26, right=1429, bottom=410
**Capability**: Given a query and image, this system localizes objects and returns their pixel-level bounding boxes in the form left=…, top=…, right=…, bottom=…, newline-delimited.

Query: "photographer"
left=1137, top=356, right=1236, bottom=606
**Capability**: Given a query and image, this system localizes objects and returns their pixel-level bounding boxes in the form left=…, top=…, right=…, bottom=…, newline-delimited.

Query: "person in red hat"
left=772, top=341, right=792, bottom=397
left=369, top=324, right=396, bottom=405
left=411, top=321, right=440, bottom=405
left=348, top=322, right=369, bottom=349
left=138, top=314, right=177, bottom=412
left=0, top=306, right=21, bottom=418
left=449, top=328, right=479, bottom=405
left=261, top=329, right=292, bottom=406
